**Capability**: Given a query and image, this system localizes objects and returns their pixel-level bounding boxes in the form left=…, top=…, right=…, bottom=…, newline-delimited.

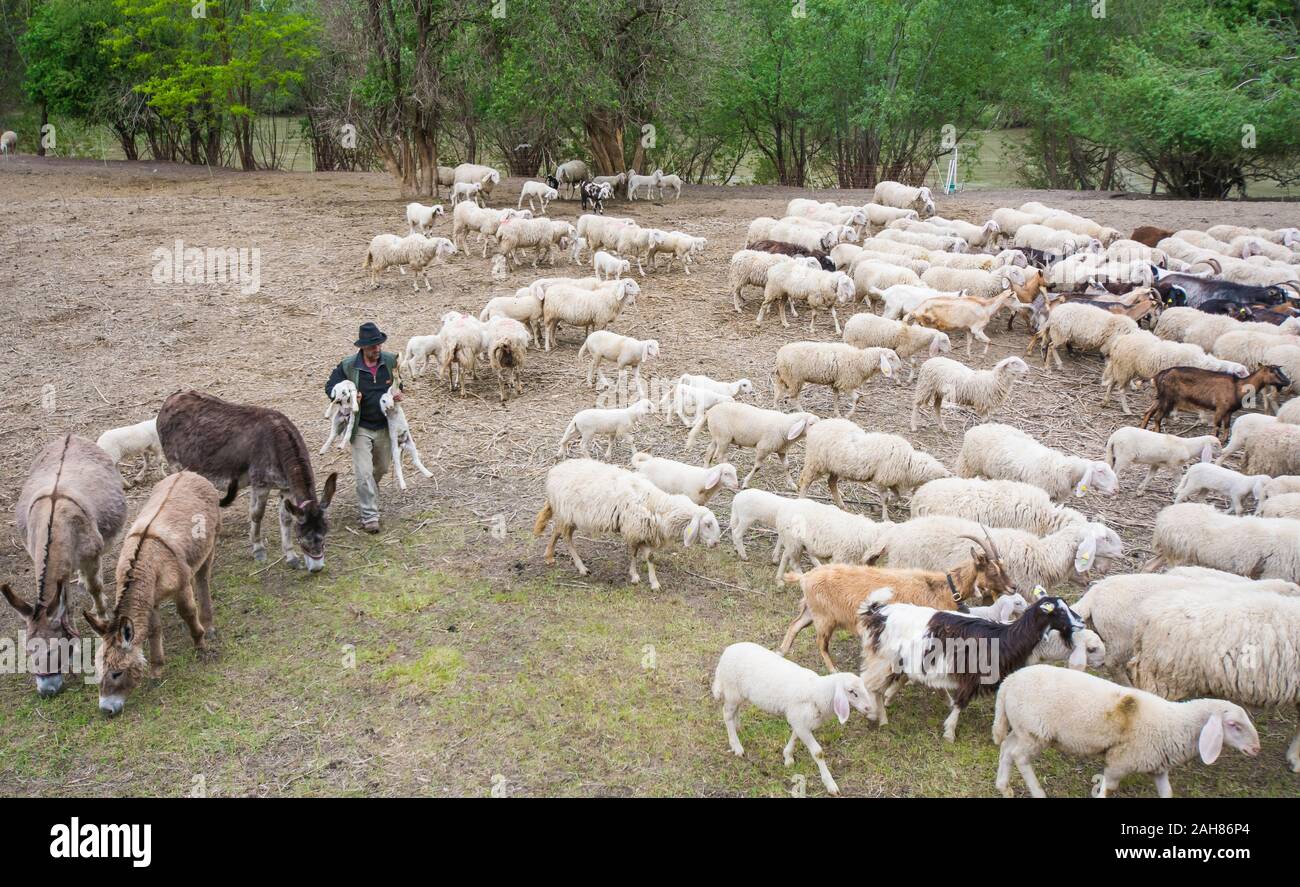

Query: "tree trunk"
left=585, top=111, right=626, bottom=174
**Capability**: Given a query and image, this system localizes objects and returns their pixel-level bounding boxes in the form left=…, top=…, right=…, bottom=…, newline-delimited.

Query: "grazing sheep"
left=772, top=343, right=900, bottom=416
left=711, top=642, right=874, bottom=796
left=729, top=488, right=797, bottom=562
left=991, top=207, right=1049, bottom=240
left=909, top=477, right=1088, bottom=535
left=779, top=536, right=1011, bottom=671
left=852, top=261, right=923, bottom=305
left=1260, top=493, right=1300, bottom=519
left=438, top=312, right=486, bottom=395
left=495, top=217, right=574, bottom=269
left=405, top=202, right=445, bottom=234
left=489, top=332, right=525, bottom=404
left=541, top=278, right=638, bottom=351
left=685, top=402, right=819, bottom=489
left=1102, top=331, right=1247, bottom=414
left=872, top=181, right=935, bottom=218
left=727, top=249, right=817, bottom=312
left=534, top=458, right=721, bottom=591
left=957, top=422, right=1118, bottom=502
left=552, top=160, right=592, bottom=198
left=647, top=230, right=706, bottom=274
left=1105, top=428, right=1220, bottom=491
left=630, top=453, right=738, bottom=505
left=593, top=250, right=631, bottom=281
left=877, top=515, right=1123, bottom=594
left=452, top=162, right=501, bottom=197
left=518, top=181, right=559, bottom=213
left=757, top=262, right=855, bottom=334
left=1257, top=475, right=1300, bottom=513
left=96, top=418, right=166, bottom=486
left=1037, top=302, right=1139, bottom=371
left=576, top=213, right=637, bottom=252
left=993, top=665, right=1260, bottom=797
left=1014, top=223, right=1093, bottom=256
left=864, top=203, right=920, bottom=226
left=1173, top=463, right=1270, bottom=515
left=1242, top=421, right=1300, bottom=478
left=747, top=216, right=839, bottom=253
left=909, top=356, right=1029, bottom=432
left=797, top=418, right=950, bottom=519
left=557, top=399, right=656, bottom=459
left=658, top=382, right=734, bottom=428
left=921, top=266, right=1021, bottom=300
left=842, top=314, right=950, bottom=380
left=1143, top=502, right=1300, bottom=583
left=772, top=498, right=894, bottom=579
left=876, top=228, right=966, bottom=253
left=1041, top=212, right=1122, bottom=246
left=578, top=330, right=659, bottom=390
left=678, top=374, right=755, bottom=400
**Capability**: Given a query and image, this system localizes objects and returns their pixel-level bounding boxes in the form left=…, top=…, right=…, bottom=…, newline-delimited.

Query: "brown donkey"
left=156, top=390, right=337, bottom=572
left=84, top=471, right=220, bottom=715
left=2, top=434, right=126, bottom=696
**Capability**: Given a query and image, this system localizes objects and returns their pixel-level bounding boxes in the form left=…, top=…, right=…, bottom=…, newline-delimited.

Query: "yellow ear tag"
left=1041, top=601, right=1055, bottom=613
left=1032, top=585, right=1047, bottom=599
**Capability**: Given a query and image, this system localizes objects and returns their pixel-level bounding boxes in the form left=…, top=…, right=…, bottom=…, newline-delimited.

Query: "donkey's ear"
left=0, top=583, right=33, bottom=618
left=83, top=609, right=110, bottom=637
left=319, top=472, right=339, bottom=509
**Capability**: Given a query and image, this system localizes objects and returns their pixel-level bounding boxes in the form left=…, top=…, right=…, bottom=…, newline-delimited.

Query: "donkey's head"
left=282, top=472, right=338, bottom=572
left=84, top=608, right=148, bottom=715
left=2, top=582, right=80, bottom=697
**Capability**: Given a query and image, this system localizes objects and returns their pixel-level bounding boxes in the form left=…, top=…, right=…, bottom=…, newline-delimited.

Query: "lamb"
left=613, top=224, right=666, bottom=276
left=1041, top=213, right=1123, bottom=246
left=1242, top=421, right=1300, bottom=477
left=450, top=181, right=484, bottom=207
left=436, top=164, right=456, bottom=188
left=771, top=498, right=894, bottom=579
left=727, top=249, right=818, bottom=312
left=452, top=202, right=527, bottom=256
left=658, top=380, right=735, bottom=427
left=909, top=477, right=1088, bottom=535
left=631, top=453, right=738, bottom=506
left=1279, top=398, right=1300, bottom=423
left=378, top=386, right=433, bottom=490
left=1173, top=463, right=1269, bottom=515
left=909, top=356, right=1029, bottom=432
left=591, top=171, right=627, bottom=197
left=578, top=330, right=659, bottom=390
left=1143, top=502, right=1300, bottom=582
left=518, top=181, right=559, bottom=213
left=96, top=418, right=166, bottom=485
left=728, top=488, right=797, bottom=561
left=778, top=534, right=1010, bottom=671
left=796, top=418, right=949, bottom=519
left=626, top=168, right=662, bottom=200
left=877, top=515, right=1123, bottom=594
left=1260, top=493, right=1300, bottom=519
left=841, top=314, right=950, bottom=380
left=1102, top=331, right=1248, bottom=414
left=1232, top=235, right=1300, bottom=265
left=711, top=642, right=874, bottom=796
left=557, top=399, right=656, bottom=459
left=858, top=591, right=1086, bottom=740
left=592, top=250, right=630, bottom=280
left=992, top=665, right=1260, bottom=797
left=483, top=315, right=531, bottom=402
left=756, top=262, right=855, bottom=334
left=968, top=593, right=1029, bottom=623
left=863, top=203, right=920, bottom=226
left=534, top=458, right=721, bottom=591
left=452, top=162, right=501, bottom=197
left=398, top=333, right=445, bottom=378
left=1105, top=428, right=1220, bottom=491
left=541, top=278, right=638, bottom=351
left=83, top=471, right=221, bottom=715
left=677, top=373, right=755, bottom=399
left=871, top=181, right=935, bottom=218
left=576, top=213, right=637, bottom=252
left=771, top=343, right=900, bottom=417
left=858, top=236, right=932, bottom=260
left=0, top=130, right=15, bottom=155
left=1037, top=302, right=1139, bottom=371
left=495, top=217, right=574, bottom=268
left=647, top=230, right=707, bottom=274
left=905, top=290, right=1020, bottom=357
left=917, top=215, right=1001, bottom=248
left=438, top=312, right=486, bottom=395
left=654, top=173, right=684, bottom=200
left=685, top=402, right=819, bottom=489
left=319, top=383, right=359, bottom=454
left=991, top=207, right=1049, bottom=240
left=405, top=202, right=445, bottom=234
left=957, top=422, right=1119, bottom=502
left=480, top=293, right=544, bottom=346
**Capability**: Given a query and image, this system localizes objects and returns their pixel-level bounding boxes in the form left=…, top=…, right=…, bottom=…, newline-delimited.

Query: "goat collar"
left=945, top=573, right=961, bottom=603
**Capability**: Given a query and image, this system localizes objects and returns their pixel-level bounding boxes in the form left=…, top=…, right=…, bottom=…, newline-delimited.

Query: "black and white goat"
left=580, top=181, right=613, bottom=215
left=856, top=591, right=1086, bottom=741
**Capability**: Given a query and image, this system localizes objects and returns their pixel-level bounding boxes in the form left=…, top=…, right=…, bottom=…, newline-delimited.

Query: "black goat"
left=747, top=239, right=836, bottom=271
left=1152, top=264, right=1297, bottom=310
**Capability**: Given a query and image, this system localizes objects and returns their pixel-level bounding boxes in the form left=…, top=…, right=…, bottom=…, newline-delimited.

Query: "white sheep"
left=842, top=313, right=950, bottom=380
left=452, top=203, right=528, bottom=256
left=993, top=665, right=1260, bottom=798
left=876, top=228, right=966, bottom=253
left=576, top=213, right=637, bottom=252
left=1014, top=223, right=1093, bottom=256
left=1260, top=493, right=1300, bottom=519
left=1037, top=302, right=1139, bottom=371
left=909, top=477, right=1088, bottom=535
left=486, top=317, right=528, bottom=402
left=909, top=356, right=1029, bottom=432
left=452, top=163, right=501, bottom=197
left=480, top=293, right=544, bottom=346
left=553, top=160, right=592, bottom=198
left=685, top=402, right=819, bottom=489
left=557, top=398, right=656, bottom=459
left=438, top=311, right=487, bottom=395
left=747, top=216, right=838, bottom=253
left=1040, top=212, right=1122, bottom=246
left=535, top=458, right=721, bottom=591
left=1257, top=475, right=1300, bottom=513
left=871, top=181, right=935, bottom=218
left=450, top=180, right=484, bottom=207
left=379, top=386, right=434, bottom=490
left=956, top=422, right=1119, bottom=502
left=405, top=202, right=445, bottom=234
left=398, top=333, right=445, bottom=379
left=658, top=382, right=734, bottom=428
left=613, top=224, right=665, bottom=276
left=518, top=181, right=559, bottom=213
left=1172, top=463, right=1270, bottom=515
left=711, top=642, right=874, bottom=796
left=578, top=330, right=659, bottom=390
left=678, top=373, right=755, bottom=400
left=990, top=207, right=1048, bottom=240
left=1241, top=418, right=1300, bottom=477
left=362, top=232, right=456, bottom=289
left=851, top=260, right=922, bottom=305
left=864, top=203, right=919, bottom=226
left=797, top=418, right=950, bottom=519
left=772, top=342, right=900, bottom=416
left=878, top=516, right=1123, bottom=593
left=648, top=230, right=706, bottom=274
left=1102, top=331, right=1248, bottom=414
left=920, top=266, right=1021, bottom=300
left=728, top=488, right=797, bottom=562
left=727, top=249, right=817, bottom=312
left=626, top=168, right=662, bottom=200
left=0, top=131, right=16, bottom=155
left=773, top=497, right=893, bottom=579
left=541, top=278, right=638, bottom=351
left=592, top=250, right=630, bottom=281
left=96, top=418, right=165, bottom=485
left=630, top=453, right=738, bottom=505
left=757, top=263, right=854, bottom=334
left=1144, top=502, right=1300, bottom=582
left=1216, top=412, right=1278, bottom=465
left=319, top=383, right=359, bottom=455
left=495, top=217, right=574, bottom=269
left=967, top=593, right=1028, bottom=623
left=1105, top=427, right=1220, bottom=492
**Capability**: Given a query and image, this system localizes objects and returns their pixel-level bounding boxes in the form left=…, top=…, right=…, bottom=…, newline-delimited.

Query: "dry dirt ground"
left=0, top=156, right=1297, bottom=797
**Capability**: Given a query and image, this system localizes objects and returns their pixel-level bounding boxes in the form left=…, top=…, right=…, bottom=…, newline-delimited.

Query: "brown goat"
left=1140, top=364, right=1291, bottom=439
left=2, top=434, right=127, bottom=696
left=1130, top=226, right=1175, bottom=248
left=84, top=471, right=221, bottom=716
left=778, top=534, right=1011, bottom=672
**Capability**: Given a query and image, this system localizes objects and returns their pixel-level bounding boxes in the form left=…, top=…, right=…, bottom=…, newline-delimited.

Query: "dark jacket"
left=325, top=351, right=401, bottom=438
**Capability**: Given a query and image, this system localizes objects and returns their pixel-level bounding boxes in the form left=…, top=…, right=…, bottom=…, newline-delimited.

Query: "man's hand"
left=392, top=391, right=404, bottom=403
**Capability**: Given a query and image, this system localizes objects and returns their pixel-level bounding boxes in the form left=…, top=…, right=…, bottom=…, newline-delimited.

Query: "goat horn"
left=957, top=530, right=998, bottom=564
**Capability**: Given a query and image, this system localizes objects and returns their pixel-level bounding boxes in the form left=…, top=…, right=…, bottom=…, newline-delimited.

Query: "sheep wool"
left=797, top=418, right=949, bottom=520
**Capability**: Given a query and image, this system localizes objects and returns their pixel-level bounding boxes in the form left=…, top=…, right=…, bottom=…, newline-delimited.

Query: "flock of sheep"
left=8, top=150, right=1300, bottom=797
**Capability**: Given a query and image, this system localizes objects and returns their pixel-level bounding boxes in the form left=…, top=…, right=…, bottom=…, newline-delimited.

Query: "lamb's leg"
left=563, top=525, right=587, bottom=576
left=390, top=430, right=407, bottom=491
left=731, top=515, right=751, bottom=561
left=278, top=498, right=304, bottom=569
left=778, top=452, right=797, bottom=490
left=1013, top=740, right=1048, bottom=798
left=723, top=701, right=745, bottom=756
left=587, top=355, right=600, bottom=387
left=1137, top=465, right=1159, bottom=492
left=830, top=307, right=841, bottom=336
left=644, top=552, right=660, bottom=591
left=830, top=390, right=841, bottom=417
left=402, top=434, right=434, bottom=478
left=933, top=394, right=946, bottom=431
left=248, top=486, right=270, bottom=563
left=132, top=451, right=151, bottom=486
left=910, top=395, right=922, bottom=432
left=1288, top=705, right=1300, bottom=772
left=995, top=734, right=1018, bottom=797
left=783, top=731, right=798, bottom=765
left=1153, top=772, right=1173, bottom=798
left=626, top=542, right=642, bottom=585
left=827, top=474, right=847, bottom=510
left=792, top=724, right=839, bottom=796
left=740, top=460, right=760, bottom=489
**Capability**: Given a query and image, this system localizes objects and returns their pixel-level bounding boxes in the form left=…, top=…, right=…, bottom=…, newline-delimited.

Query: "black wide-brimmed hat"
left=354, top=322, right=388, bottom=347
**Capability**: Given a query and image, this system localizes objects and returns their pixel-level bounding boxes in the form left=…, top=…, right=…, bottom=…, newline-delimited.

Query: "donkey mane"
left=34, top=434, right=72, bottom=608
left=114, top=474, right=184, bottom=612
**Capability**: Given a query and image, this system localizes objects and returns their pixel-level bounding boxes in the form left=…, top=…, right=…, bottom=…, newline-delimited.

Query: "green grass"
left=0, top=513, right=1296, bottom=797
